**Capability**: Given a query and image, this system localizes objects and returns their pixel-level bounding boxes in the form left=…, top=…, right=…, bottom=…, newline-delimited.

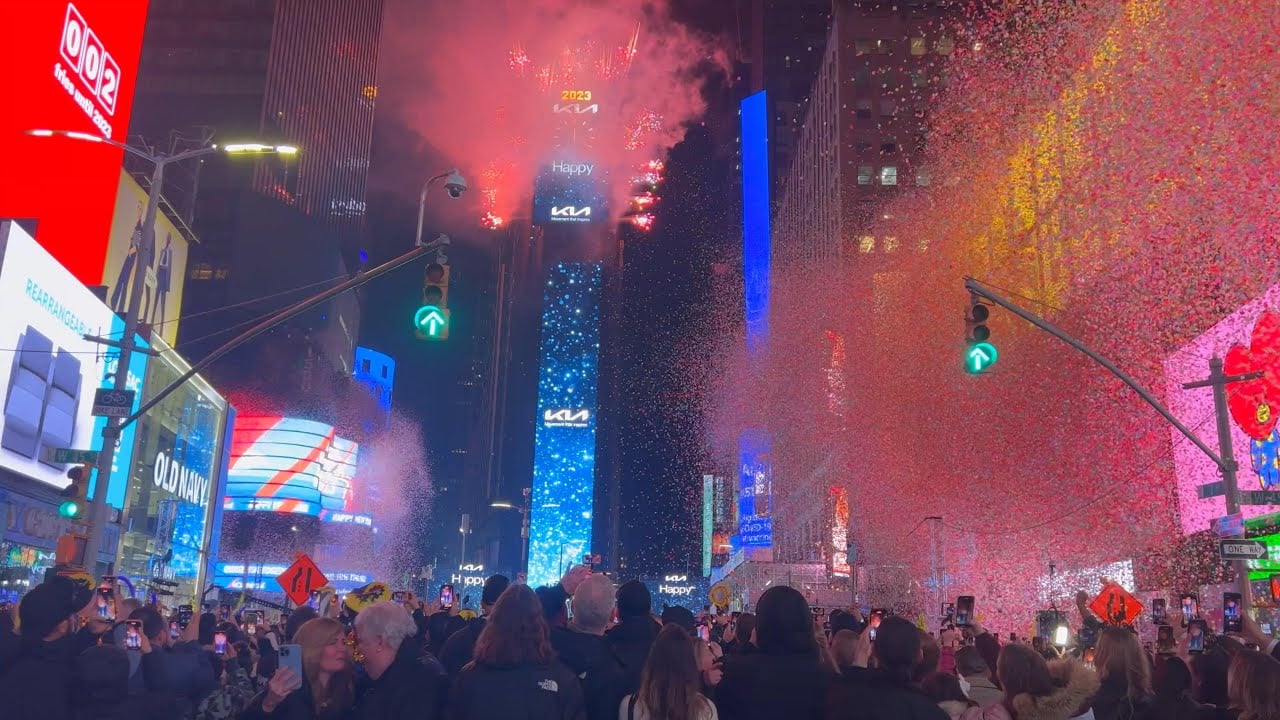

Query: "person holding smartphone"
left=128, top=606, right=217, bottom=710
left=249, top=617, right=355, bottom=718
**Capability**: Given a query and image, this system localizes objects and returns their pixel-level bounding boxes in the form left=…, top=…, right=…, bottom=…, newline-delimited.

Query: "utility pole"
left=965, top=278, right=1255, bottom=605
left=1183, top=357, right=1260, bottom=603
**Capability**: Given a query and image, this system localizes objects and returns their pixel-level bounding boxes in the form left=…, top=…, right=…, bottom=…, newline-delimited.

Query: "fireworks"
left=629, top=213, right=655, bottom=231
left=624, top=111, right=664, bottom=151
left=481, top=212, right=505, bottom=230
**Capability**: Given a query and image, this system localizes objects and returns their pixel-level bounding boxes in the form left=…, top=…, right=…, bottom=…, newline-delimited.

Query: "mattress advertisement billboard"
left=223, top=416, right=359, bottom=517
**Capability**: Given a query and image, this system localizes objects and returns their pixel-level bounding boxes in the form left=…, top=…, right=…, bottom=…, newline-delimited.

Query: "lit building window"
left=855, top=39, right=874, bottom=55
left=915, top=167, right=931, bottom=185
left=910, top=37, right=928, bottom=56
left=935, top=37, right=956, bottom=55
left=214, top=266, right=229, bottom=280
left=875, top=39, right=892, bottom=54
left=882, top=236, right=899, bottom=253
left=190, top=262, right=213, bottom=280
left=880, top=166, right=898, bottom=185
left=857, top=165, right=874, bottom=185
left=858, top=236, right=875, bottom=253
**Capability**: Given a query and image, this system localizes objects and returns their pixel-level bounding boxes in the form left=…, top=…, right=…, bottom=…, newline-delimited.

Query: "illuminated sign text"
left=57, top=3, right=120, bottom=135
left=543, top=409, right=590, bottom=428
left=549, top=206, right=592, bottom=221
left=551, top=161, right=594, bottom=176
left=553, top=103, right=599, bottom=115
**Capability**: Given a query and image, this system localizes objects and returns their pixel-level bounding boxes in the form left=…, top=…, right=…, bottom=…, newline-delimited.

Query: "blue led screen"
left=532, top=162, right=609, bottom=225
left=527, top=262, right=603, bottom=587
left=740, top=90, right=771, bottom=355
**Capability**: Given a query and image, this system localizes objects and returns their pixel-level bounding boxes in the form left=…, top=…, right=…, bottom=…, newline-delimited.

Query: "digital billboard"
left=1165, top=283, right=1280, bottom=534
left=0, top=1, right=150, bottom=284
left=223, top=416, right=358, bottom=517
left=527, top=263, right=603, bottom=586
left=738, top=429, right=773, bottom=548
left=104, top=170, right=190, bottom=345
left=211, top=561, right=371, bottom=595
left=641, top=573, right=710, bottom=612
left=532, top=161, right=609, bottom=225
left=0, top=221, right=144, bottom=508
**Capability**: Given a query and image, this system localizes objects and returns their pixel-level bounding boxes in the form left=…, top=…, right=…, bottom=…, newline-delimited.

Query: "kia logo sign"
left=549, top=206, right=592, bottom=222
left=552, top=103, right=599, bottom=114
left=543, top=409, right=590, bottom=428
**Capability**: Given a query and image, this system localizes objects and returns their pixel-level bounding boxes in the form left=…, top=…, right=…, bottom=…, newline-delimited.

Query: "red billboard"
left=0, top=1, right=150, bottom=284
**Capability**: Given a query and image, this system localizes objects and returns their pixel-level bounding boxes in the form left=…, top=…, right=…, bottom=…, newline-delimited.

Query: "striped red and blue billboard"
left=223, top=416, right=358, bottom=517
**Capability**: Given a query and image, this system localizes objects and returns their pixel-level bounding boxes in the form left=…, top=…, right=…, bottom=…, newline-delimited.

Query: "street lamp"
left=490, top=487, right=531, bottom=579
left=26, top=128, right=299, bottom=575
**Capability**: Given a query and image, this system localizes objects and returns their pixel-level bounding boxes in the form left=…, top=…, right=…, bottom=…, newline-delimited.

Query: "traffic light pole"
left=964, top=277, right=1253, bottom=604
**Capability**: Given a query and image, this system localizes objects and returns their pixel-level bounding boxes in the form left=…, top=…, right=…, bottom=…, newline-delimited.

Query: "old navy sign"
left=153, top=450, right=210, bottom=507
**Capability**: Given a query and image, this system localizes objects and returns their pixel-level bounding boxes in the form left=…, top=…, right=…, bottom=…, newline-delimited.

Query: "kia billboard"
left=532, top=160, right=609, bottom=225
left=105, top=170, right=190, bottom=345
left=223, top=416, right=359, bottom=517
left=0, top=221, right=146, bottom=507
left=0, top=1, right=150, bottom=284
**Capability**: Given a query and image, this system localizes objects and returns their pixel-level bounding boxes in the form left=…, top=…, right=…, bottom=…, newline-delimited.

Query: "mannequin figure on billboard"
left=150, top=233, right=172, bottom=326
left=110, top=201, right=145, bottom=313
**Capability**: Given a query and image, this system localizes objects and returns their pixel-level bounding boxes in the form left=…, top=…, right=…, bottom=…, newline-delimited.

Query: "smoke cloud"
left=379, top=0, right=727, bottom=226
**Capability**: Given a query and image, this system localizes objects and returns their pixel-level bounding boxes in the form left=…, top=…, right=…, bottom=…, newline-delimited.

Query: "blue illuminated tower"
left=526, top=262, right=604, bottom=586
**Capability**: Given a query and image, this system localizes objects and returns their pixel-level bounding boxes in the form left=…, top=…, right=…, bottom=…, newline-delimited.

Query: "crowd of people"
left=4, top=568, right=1280, bottom=720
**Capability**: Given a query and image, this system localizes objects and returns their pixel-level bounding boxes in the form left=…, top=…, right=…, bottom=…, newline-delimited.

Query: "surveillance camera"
left=445, top=169, right=466, bottom=198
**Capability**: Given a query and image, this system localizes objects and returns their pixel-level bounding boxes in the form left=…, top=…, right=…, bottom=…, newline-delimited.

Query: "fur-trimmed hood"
left=1008, top=660, right=1100, bottom=720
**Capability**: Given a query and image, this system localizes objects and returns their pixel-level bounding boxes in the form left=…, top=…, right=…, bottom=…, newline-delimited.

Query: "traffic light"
left=59, top=463, right=92, bottom=518
left=414, top=261, right=451, bottom=341
left=964, top=296, right=998, bottom=374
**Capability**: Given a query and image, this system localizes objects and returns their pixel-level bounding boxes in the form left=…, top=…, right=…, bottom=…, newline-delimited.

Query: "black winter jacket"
left=823, top=666, right=949, bottom=720
left=440, top=619, right=485, bottom=676
left=603, top=617, right=658, bottom=701
left=716, top=648, right=834, bottom=720
left=551, top=627, right=624, bottom=720
left=447, top=659, right=586, bottom=720
left=354, top=640, right=448, bottom=720
left=1091, top=675, right=1154, bottom=720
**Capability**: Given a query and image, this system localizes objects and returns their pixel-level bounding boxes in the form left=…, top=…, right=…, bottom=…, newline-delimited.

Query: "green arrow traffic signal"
left=414, top=305, right=449, bottom=340
left=58, top=500, right=82, bottom=518
left=965, top=342, right=998, bottom=374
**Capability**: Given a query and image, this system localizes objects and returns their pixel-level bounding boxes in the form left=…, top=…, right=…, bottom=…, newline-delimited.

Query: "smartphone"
left=392, top=591, right=408, bottom=603
left=1223, top=593, right=1243, bottom=633
left=869, top=626, right=877, bottom=641
left=96, top=591, right=113, bottom=620
left=213, top=632, right=227, bottom=655
left=278, top=644, right=304, bottom=688
left=955, top=596, right=975, bottom=627
left=126, top=620, right=142, bottom=649
left=1083, top=647, right=1096, bottom=664
left=697, top=624, right=709, bottom=641
left=1180, top=594, right=1199, bottom=625
left=1157, top=624, right=1175, bottom=655
left=169, top=621, right=181, bottom=639
left=178, top=605, right=193, bottom=628
left=869, top=608, right=887, bottom=629
left=1263, top=622, right=1274, bottom=636
left=438, top=584, right=455, bottom=609
left=1151, top=598, right=1166, bottom=625
left=1270, top=575, right=1280, bottom=602
left=1188, top=619, right=1207, bottom=653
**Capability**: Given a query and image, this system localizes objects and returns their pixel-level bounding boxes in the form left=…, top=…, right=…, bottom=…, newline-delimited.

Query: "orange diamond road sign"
left=1089, top=582, right=1144, bottom=626
left=277, top=553, right=328, bottom=607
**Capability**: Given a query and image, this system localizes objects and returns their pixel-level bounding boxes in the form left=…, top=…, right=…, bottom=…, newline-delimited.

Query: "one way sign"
left=277, top=553, right=328, bottom=606
left=1218, top=540, right=1268, bottom=560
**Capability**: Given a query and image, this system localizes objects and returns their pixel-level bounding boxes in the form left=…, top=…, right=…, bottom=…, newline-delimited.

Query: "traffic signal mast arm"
left=963, top=277, right=1224, bottom=471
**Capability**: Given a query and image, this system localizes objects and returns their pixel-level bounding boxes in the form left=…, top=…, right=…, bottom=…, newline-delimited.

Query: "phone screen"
left=126, top=623, right=142, bottom=649
left=697, top=624, right=709, bottom=641
left=1223, top=593, right=1243, bottom=633
left=169, top=621, right=180, bottom=639
left=439, top=585, right=455, bottom=609
left=214, top=632, right=227, bottom=655
left=1151, top=598, right=1166, bottom=625
left=870, top=609, right=887, bottom=628
left=1188, top=620, right=1206, bottom=653
left=1157, top=625, right=1175, bottom=654
left=1180, top=594, right=1199, bottom=625
left=1262, top=622, right=1274, bottom=636
left=955, top=596, right=975, bottom=627
left=178, top=606, right=193, bottom=628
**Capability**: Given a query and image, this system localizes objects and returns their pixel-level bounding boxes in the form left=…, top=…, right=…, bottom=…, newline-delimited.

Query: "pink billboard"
left=1164, top=283, right=1280, bottom=535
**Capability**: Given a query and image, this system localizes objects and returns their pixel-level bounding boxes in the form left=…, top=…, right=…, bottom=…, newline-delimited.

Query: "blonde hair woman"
left=244, top=617, right=355, bottom=719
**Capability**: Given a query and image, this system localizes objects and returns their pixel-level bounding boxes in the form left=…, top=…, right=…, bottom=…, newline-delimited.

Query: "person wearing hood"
left=956, top=646, right=1004, bottom=709
left=983, top=643, right=1100, bottom=720
left=718, top=585, right=834, bottom=720
left=72, top=644, right=177, bottom=720
left=352, top=601, right=447, bottom=720
left=606, top=580, right=660, bottom=704
left=824, top=615, right=947, bottom=720
left=551, top=573, right=623, bottom=720
left=447, top=584, right=585, bottom=720
left=441, top=575, right=511, bottom=675
left=0, top=576, right=110, bottom=720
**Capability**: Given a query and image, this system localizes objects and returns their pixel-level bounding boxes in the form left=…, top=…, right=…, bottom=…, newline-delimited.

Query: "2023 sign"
left=560, top=89, right=593, bottom=101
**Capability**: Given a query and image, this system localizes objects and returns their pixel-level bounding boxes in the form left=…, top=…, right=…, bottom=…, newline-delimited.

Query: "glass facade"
left=116, top=337, right=227, bottom=604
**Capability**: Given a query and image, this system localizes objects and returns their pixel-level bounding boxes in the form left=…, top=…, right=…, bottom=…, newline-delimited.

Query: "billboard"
left=0, top=221, right=144, bottom=507
left=1164, top=282, right=1280, bottom=534
left=642, top=573, right=710, bottom=612
left=527, top=263, right=603, bottom=586
left=211, top=561, right=371, bottom=595
left=0, top=1, right=150, bottom=284
left=104, top=171, right=190, bottom=345
left=738, top=429, right=773, bottom=547
left=223, top=416, right=359, bottom=517
left=532, top=161, right=609, bottom=225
